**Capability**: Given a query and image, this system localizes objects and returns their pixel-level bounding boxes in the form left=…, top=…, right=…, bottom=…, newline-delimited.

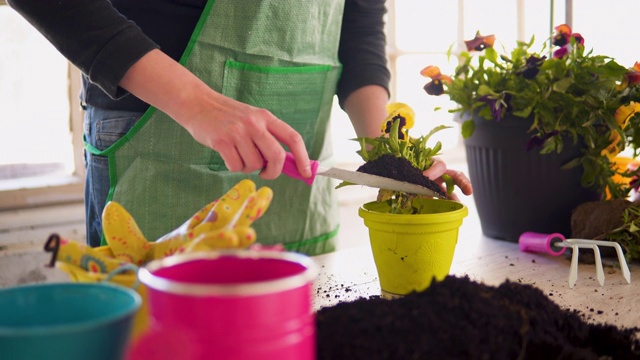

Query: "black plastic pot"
left=461, top=113, right=601, bottom=242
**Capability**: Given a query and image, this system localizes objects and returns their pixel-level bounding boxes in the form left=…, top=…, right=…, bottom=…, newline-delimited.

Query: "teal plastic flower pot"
left=0, top=282, right=141, bottom=360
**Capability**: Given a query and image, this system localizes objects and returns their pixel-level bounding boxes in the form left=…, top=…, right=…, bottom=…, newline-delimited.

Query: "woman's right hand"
left=119, top=49, right=312, bottom=180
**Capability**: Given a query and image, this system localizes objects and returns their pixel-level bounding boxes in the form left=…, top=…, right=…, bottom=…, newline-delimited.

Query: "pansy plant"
left=421, top=24, right=640, bottom=199
left=337, top=102, right=452, bottom=213
left=355, top=102, right=448, bottom=172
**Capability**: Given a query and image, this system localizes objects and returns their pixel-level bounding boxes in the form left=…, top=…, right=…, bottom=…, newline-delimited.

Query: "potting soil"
left=315, top=275, right=640, bottom=359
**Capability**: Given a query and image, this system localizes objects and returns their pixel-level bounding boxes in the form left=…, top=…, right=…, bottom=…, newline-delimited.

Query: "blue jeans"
left=83, top=106, right=144, bottom=247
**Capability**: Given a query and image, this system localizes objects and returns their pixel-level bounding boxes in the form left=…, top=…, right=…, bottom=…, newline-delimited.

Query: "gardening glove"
left=148, top=199, right=220, bottom=259
left=169, top=182, right=274, bottom=255
left=103, top=199, right=209, bottom=263
left=179, top=186, right=274, bottom=254
left=180, top=229, right=243, bottom=253
left=102, top=201, right=152, bottom=266
left=43, top=233, right=129, bottom=274
left=102, top=179, right=274, bottom=263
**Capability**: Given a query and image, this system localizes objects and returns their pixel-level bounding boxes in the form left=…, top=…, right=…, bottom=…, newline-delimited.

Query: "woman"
left=8, top=0, right=472, bottom=254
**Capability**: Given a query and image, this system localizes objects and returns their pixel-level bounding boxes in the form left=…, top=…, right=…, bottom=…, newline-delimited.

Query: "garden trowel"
left=281, top=152, right=445, bottom=198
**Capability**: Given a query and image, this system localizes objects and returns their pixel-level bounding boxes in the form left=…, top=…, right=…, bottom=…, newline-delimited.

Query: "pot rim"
left=0, top=282, right=141, bottom=336
left=359, top=199, right=468, bottom=224
left=139, top=250, right=318, bottom=297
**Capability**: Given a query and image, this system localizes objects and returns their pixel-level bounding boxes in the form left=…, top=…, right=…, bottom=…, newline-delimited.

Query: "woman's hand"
left=119, top=49, right=312, bottom=180
left=176, top=92, right=310, bottom=180
left=422, top=157, right=473, bottom=201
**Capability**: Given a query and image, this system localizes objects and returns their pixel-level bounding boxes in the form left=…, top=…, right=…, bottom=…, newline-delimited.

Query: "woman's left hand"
left=422, top=158, right=473, bottom=201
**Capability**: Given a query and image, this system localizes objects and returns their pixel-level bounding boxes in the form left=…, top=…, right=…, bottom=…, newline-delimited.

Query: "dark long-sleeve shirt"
left=7, top=0, right=390, bottom=112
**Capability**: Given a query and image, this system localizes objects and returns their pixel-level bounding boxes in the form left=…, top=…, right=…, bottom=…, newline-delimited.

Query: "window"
left=331, top=0, right=562, bottom=165
left=0, top=4, right=84, bottom=210
left=3, top=0, right=639, bottom=211
left=572, top=1, right=640, bottom=67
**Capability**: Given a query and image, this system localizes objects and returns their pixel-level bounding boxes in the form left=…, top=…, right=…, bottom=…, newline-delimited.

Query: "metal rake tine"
left=612, top=242, right=631, bottom=284
left=563, top=242, right=606, bottom=287
left=562, top=240, right=606, bottom=287
left=566, top=243, right=579, bottom=288
left=591, top=245, right=605, bottom=286
left=568, top=239, right=631, bottom=284
left=608, top=242, right=632, bottom=284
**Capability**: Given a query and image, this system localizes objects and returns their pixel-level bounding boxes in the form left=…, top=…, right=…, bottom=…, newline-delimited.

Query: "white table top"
left=1, top=183, right=637, bottom=329
left=312, top=193, right=640, bottom=329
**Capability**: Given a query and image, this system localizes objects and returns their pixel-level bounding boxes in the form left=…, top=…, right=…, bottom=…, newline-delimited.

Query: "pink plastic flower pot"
left=127, top=250, right=318, bottom=360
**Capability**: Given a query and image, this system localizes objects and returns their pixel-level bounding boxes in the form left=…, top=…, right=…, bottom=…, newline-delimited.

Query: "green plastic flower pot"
left=359, top=198, right=468, bottom=298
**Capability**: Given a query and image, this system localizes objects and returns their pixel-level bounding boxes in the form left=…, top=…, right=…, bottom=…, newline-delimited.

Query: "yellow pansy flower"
left=602, top=102, right=640, bottom=158
left=380, top=102, right=415, bottom=141
left=614, top=101, right=640, bottom=128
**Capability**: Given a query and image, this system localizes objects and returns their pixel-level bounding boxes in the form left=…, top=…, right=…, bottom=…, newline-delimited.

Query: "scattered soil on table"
left=316, top=275, right=640, bottom=360
left=313, top=266, right=375, bottom=303
left=356, top=154, right=445, bottom=197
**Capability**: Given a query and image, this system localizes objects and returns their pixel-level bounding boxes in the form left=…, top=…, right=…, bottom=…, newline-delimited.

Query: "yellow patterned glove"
left=186, top=179, right=259, bottom=241
left=174, top=183, right=274, bottom=255
left=101, top=179, right=274, bottom=263
left=148, top=199, right=219, bottom=260
left=44, top=234, right=128, bottom=274
left=102, top=201, right=152, bottom=265
left=181, top=229, right=242, bottom=253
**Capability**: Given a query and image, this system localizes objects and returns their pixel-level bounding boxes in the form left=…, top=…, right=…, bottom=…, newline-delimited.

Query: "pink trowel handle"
left=281, top=152, right=319, bottom=186
left=518, top=232, right=567, bottom=256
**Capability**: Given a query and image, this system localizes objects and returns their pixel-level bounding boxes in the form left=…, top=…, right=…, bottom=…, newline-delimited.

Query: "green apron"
left=87, top=0, right=344, bottom=255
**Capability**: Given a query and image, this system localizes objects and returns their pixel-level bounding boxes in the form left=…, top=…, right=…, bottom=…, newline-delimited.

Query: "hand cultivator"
left=519, top=232, right=631, bottom=288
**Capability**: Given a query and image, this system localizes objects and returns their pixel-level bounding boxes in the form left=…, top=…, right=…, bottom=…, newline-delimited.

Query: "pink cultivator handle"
left=518, top=232, right=567, bottom=256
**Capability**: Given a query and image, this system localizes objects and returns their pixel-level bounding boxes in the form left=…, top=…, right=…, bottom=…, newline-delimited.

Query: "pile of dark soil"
left=357, top=154, right=445, bottom=197
left=316, top=275, right=640, bottom=359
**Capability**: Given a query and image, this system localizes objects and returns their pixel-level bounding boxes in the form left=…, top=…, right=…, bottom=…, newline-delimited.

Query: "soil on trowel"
left=315, top=275, right=640, bottom=360
left=356, top=154, right=445, bottom=197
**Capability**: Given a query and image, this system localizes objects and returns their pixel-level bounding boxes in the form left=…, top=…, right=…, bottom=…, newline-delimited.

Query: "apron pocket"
left=222, top=59, right=337, bottom=132
left=212, top=59, right=339, bottom=169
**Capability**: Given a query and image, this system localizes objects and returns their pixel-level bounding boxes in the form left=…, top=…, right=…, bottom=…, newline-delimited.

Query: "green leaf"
left=387, top=119, right=401, bottom=155
left=511, top=105, right=533, bottom=119
left=358, top=138, right=369, bottom=161
left=334, top=180, right=355, bottom=189
left=442, top=174, right=454, bottom=195
left=485, top=47, right=498, bottom=63
left=552, top=77, right=574, bottom=93
left=422, top=125, right=450, bottom=143
left=461, top=120, right=475, bottom=139
left=477, top=85, right=497, bottom=96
